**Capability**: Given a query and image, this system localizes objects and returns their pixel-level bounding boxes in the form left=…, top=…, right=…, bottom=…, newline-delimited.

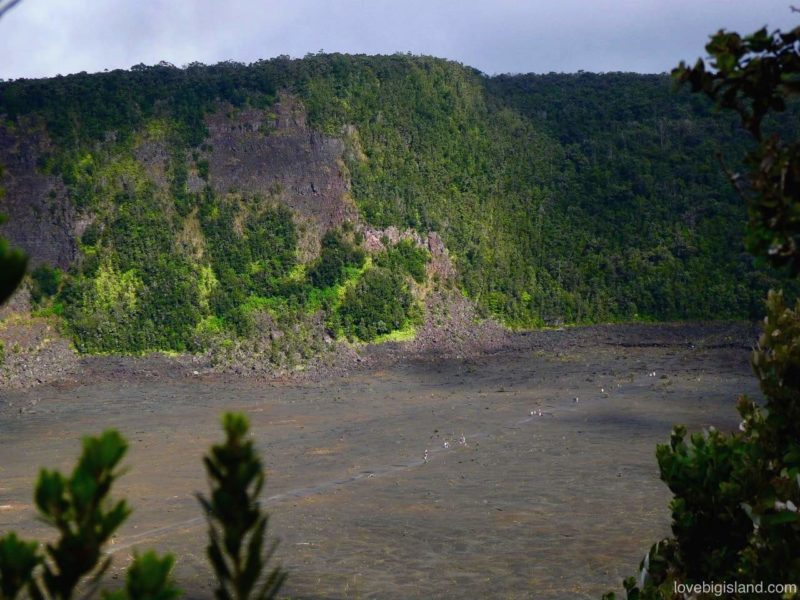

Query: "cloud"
left=1, top=0, right=797, bottom=80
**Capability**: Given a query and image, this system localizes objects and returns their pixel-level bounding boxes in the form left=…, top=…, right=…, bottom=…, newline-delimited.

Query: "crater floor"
left=0, top=323, right=758, bottom=599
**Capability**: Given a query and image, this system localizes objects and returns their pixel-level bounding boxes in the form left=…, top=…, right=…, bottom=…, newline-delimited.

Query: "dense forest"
left=0, top=54, right=793, bottom=356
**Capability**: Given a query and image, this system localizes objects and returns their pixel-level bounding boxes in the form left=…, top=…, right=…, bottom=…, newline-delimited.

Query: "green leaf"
left=0, top=533, right=41, bottom=600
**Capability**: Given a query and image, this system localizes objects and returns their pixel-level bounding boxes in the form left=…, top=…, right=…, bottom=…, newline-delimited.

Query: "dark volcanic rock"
left=0, top=123, right=76, bottom=269
left=199, top=94, right=359, bottom=259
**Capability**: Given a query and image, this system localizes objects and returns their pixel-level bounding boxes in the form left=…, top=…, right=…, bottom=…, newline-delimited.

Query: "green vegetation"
left=201, top=198, right=298, bottom=337
left=337, top=267, right=415, bottom=341
left=605, top=22, right=800, bottom=600
left=0, top=534, right=38, bottom=599
left=307, top=229, right=365, bottom=289
left=104, top=552, right=181, bottom=600
left=0, top=61, right=278, bottom=150
left=0, top=413, right=283, bottom=600
left=35, top=430, right=131, bottom=599
left=373, top=239, right=429, bottom=284
left=199, top=413, right=287, bottom=600
left=1, top=53, right=796, bottom=353
left=332, top=239, right=428, bottom=341
left=29, top=265, right=62, bottom=304
left=55, top=154, right=206, bottom=352
left=489, top=71, right=795, bottom=322
left=300, top=56, right=563, bottom=325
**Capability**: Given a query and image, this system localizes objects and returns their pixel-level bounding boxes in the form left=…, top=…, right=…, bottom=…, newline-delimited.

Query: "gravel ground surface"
left=0, top=322, right=760, bottom=599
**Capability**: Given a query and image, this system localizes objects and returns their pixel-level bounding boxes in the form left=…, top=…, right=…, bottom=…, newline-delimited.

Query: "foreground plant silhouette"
left=0, top=169, right=27, bottom=305
left=103, top=551, right=180, bottom=600
left=0, top=430, right=176, bottom=600
left=36, top=431, right=131, bottom=598
left=198, top=413, right=286, bottom=600
left=0, top=413, right=284, bottom=599
left=605, top=20, right=800, bottom=600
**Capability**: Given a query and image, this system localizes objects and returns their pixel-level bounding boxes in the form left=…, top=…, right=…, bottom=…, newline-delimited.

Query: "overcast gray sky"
left=1, top=1, right=797, bottom=80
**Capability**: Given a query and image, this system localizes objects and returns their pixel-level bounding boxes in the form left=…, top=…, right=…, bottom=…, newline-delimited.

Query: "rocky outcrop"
left=132, top=137, right=170, bottom=188
left=0, top=310, right=80, bottom=389
left=360, top=225, right=457, bottom=281
left=0, top=123, right=76, bottom=269
left=198, top=95, right=359, bottom=259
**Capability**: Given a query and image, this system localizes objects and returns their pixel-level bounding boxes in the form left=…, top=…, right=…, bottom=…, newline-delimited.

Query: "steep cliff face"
left=0, top=123, right=76, bottom=269
left=0, top=94, right=367, bottom=268
left=198, top=95, right=359, bottom=258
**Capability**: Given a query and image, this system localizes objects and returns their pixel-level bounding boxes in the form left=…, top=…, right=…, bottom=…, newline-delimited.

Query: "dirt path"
left=0, top=324, right=759, bottom=599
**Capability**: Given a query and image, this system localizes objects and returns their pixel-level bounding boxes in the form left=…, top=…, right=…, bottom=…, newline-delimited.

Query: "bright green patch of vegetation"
left=336, top=267, right=416, bottom=341
left=372, top=322, right=417, bottom=344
